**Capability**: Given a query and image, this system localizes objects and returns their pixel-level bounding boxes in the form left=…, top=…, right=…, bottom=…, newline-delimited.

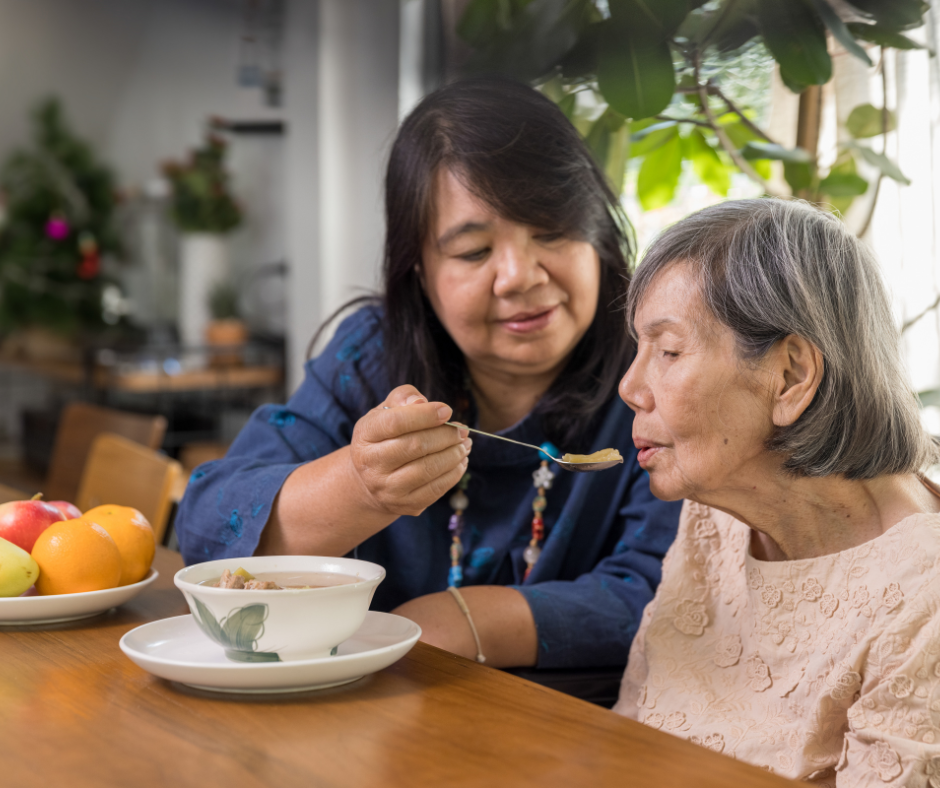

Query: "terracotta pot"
left=205, top=319, right=248, bottom=367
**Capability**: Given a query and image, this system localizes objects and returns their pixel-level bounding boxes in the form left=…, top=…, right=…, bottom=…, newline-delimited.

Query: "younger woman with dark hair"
left=175, top=78, right=681, bottom=670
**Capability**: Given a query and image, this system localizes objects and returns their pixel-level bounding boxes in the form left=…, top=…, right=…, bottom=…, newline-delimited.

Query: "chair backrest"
left=44, top=403, right=167, bottom=503
left=76, top=433, right=183, bottom=544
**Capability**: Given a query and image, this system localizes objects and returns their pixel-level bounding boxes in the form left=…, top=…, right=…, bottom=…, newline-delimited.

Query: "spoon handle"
left=445, top=422, right=558, bottom=460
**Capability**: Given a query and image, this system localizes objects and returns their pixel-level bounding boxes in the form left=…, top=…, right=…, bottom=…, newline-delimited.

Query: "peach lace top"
left=614, top=499, right=940, bottom=787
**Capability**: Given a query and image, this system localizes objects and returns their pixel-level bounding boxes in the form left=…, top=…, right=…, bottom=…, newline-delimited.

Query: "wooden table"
left=1, top=548, right=799, bottom=788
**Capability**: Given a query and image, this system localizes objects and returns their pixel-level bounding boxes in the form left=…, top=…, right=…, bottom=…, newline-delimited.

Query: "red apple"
left=0, top=498, right=65, bottom=553
left=48, top=500, right=82, bottom=520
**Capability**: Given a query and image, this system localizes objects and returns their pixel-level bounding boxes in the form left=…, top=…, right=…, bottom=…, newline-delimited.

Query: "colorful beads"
left=523, top=544, right=542, bottom=566
left=448, top=473, right=469, bottom=588
left=539, top=442, right=560, bottom=462
left=532, top=464, right=555, bottom=489
left=532, top=495, right=547, bottom=512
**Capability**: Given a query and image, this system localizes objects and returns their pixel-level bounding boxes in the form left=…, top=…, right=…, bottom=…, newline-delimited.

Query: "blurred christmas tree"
left=0, top=98, right=121, bottom=335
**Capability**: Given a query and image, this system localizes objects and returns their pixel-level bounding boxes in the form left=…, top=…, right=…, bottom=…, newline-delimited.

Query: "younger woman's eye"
left=534, top=232, right=564, bottom=243
left=457, top=248, right=489, bottom=262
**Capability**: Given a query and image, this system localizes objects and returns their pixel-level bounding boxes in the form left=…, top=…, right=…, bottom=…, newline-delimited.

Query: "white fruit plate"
left=0, top=569, right=159, bottom=625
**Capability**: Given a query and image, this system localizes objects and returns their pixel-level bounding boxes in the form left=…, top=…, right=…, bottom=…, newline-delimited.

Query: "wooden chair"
left=76, top=433, right=183, bottom=544
left=44, top=403, right=167, bottom=503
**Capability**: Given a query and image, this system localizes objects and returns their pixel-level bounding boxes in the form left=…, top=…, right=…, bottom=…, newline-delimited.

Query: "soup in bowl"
left=174, top=555, right=386, bottom=662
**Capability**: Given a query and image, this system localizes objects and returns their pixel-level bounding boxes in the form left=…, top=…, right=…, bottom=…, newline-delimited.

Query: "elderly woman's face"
left=619, top=264, right=776, bottom=502
left=420, top=169, right=600, bottom=380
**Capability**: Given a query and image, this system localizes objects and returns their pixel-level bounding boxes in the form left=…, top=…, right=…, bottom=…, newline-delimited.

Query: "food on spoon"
left=31, top=518, right=122, bottom=595
left=83, top=504, right=155, bottom=586
left=0, top=536, right=40, bottom=597
left=561, top=448, right=623, bottom=464
left=0, top=494, right=66, bottom=553
left=208, top=568, right=358, bottom=590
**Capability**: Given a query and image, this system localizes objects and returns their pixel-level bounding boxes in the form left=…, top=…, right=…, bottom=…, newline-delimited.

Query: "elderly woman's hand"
left=350, top=385, right=471, bottom=517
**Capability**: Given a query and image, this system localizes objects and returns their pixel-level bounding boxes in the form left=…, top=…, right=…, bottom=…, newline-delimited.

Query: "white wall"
left=284, top=0, right=400, bottom=390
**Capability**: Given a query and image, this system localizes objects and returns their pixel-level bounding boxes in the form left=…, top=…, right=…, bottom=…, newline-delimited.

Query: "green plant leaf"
left=610, top=0, right=691, bottom=36
left=457, top=0, right=517, bottom=46
left=756, top=0, right=831, bottom=91
left=819, top=170, right=869, bottom=197
left=585, top=108, right=629, bottom=192
left=606, top=119, right=631, bottom=194
left=630, top=122, right=677, bottom=157
left=846, top=22, right=926, bottom=50
left=637, top=130, right=682, bottom=210
left=191, top=596, right=226, bottom=645
left=597, top=20, right=676, bottom=119
left=846, top=103, right=896, bottom=138
left=842, top=0, right=929, bottom=32
left=683, top=129, right=730, bottom=196
left=810, top=0, right=872, bottom=65
left=222, top=603, right=269, bottom=652
left=690, top=0, right=759, bottom=51
left=556, top=92, right=577, bottom=120
left=783, top=160, right=816, bottom=193
left=850, top=143, right=911, bottom=184
left=741, top=141, right=813, bottom=163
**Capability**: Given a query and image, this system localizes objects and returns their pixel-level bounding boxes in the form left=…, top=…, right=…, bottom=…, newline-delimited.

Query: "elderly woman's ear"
left=769, top=335, right=823, bottom=428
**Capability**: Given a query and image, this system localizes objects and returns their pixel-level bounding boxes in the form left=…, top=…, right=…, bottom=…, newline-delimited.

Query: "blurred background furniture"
left=44, top=402, right=167, bottom=503
left=75, top=432, right=183, bottom=544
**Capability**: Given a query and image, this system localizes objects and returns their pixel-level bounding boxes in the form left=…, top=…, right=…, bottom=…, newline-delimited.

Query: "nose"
left=492, top=232, right=549, bottom=297
left=619, top=355, right=649, bottom=413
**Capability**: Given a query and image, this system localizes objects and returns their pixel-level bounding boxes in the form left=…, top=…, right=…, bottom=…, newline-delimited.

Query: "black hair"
left=379, top=77, right=634, bottom=446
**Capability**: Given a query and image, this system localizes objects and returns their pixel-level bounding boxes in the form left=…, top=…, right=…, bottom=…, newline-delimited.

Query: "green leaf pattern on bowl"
left=190, top=595, right=281, bottom=662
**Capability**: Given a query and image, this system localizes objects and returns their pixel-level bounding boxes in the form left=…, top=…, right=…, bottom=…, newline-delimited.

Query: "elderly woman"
left=614, top=198, right=940, bottom=786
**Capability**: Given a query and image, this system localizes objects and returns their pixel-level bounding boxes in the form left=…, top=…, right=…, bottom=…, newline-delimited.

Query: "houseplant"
left=162, top=131, right=242, bottom=348
left=0, top=98, right=123, bottom=358
left=456, top=0, right=928, bottom=224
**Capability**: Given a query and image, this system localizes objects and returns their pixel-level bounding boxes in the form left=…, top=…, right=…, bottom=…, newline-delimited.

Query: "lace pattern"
left=615, top=501, right=940, bottom=787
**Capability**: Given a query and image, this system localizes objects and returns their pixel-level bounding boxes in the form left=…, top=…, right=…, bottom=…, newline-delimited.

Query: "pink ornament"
left=45, top=215, right=69, bottom=240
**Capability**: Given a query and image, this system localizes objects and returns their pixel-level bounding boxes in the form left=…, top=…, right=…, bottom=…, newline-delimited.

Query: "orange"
left=31, top=518, right=122, bottom=595
left=82, top=505, right=155, bottom=586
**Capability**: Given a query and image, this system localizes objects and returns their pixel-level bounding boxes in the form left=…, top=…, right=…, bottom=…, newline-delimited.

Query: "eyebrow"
left=637, top=317, right=682, bottom=337
left=437, top=221, right=491, bottom=248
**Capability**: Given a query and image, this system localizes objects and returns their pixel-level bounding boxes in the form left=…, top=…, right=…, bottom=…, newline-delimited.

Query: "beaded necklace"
left=447, top=441, right=558, bottom=588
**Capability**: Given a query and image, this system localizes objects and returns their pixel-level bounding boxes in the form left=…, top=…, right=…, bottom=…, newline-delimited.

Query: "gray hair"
left=626, top=198, right=937, bottom=479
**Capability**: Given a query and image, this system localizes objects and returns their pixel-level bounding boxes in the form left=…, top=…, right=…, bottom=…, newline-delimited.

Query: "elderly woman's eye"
left=663, top=350, right=679, bottom=359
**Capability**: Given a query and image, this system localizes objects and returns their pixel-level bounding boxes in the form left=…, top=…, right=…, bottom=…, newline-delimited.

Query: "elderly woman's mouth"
left=633, top=439, right=665, bottom=465
left=498, top=306, right=557, bottom=333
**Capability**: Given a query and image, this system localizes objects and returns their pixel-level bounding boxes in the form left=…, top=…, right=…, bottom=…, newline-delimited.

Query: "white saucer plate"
left=0, top=569, right=160, bottom=625
left=120, top=610, right=421, bottom=693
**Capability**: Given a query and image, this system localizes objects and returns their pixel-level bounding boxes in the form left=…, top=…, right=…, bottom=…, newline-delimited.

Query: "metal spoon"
left=445, top=422, right=623, bottom=473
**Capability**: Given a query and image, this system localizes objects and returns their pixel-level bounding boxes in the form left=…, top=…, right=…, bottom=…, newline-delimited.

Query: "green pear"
left=0, top=535, right=39, bottom=597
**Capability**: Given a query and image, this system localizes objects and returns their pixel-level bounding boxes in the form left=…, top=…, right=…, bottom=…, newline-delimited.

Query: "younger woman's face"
left=420, top=168, right=600, bottom=382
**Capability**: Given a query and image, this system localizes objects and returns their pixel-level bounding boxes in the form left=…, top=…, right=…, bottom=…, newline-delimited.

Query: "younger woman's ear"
left=771, top=335, right=823, bottom=427
left=414, top=263, right=426, bottom=293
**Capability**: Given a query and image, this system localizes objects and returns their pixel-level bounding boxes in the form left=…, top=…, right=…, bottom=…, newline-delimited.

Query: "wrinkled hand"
left=349, top=385, right=470, bottom=517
